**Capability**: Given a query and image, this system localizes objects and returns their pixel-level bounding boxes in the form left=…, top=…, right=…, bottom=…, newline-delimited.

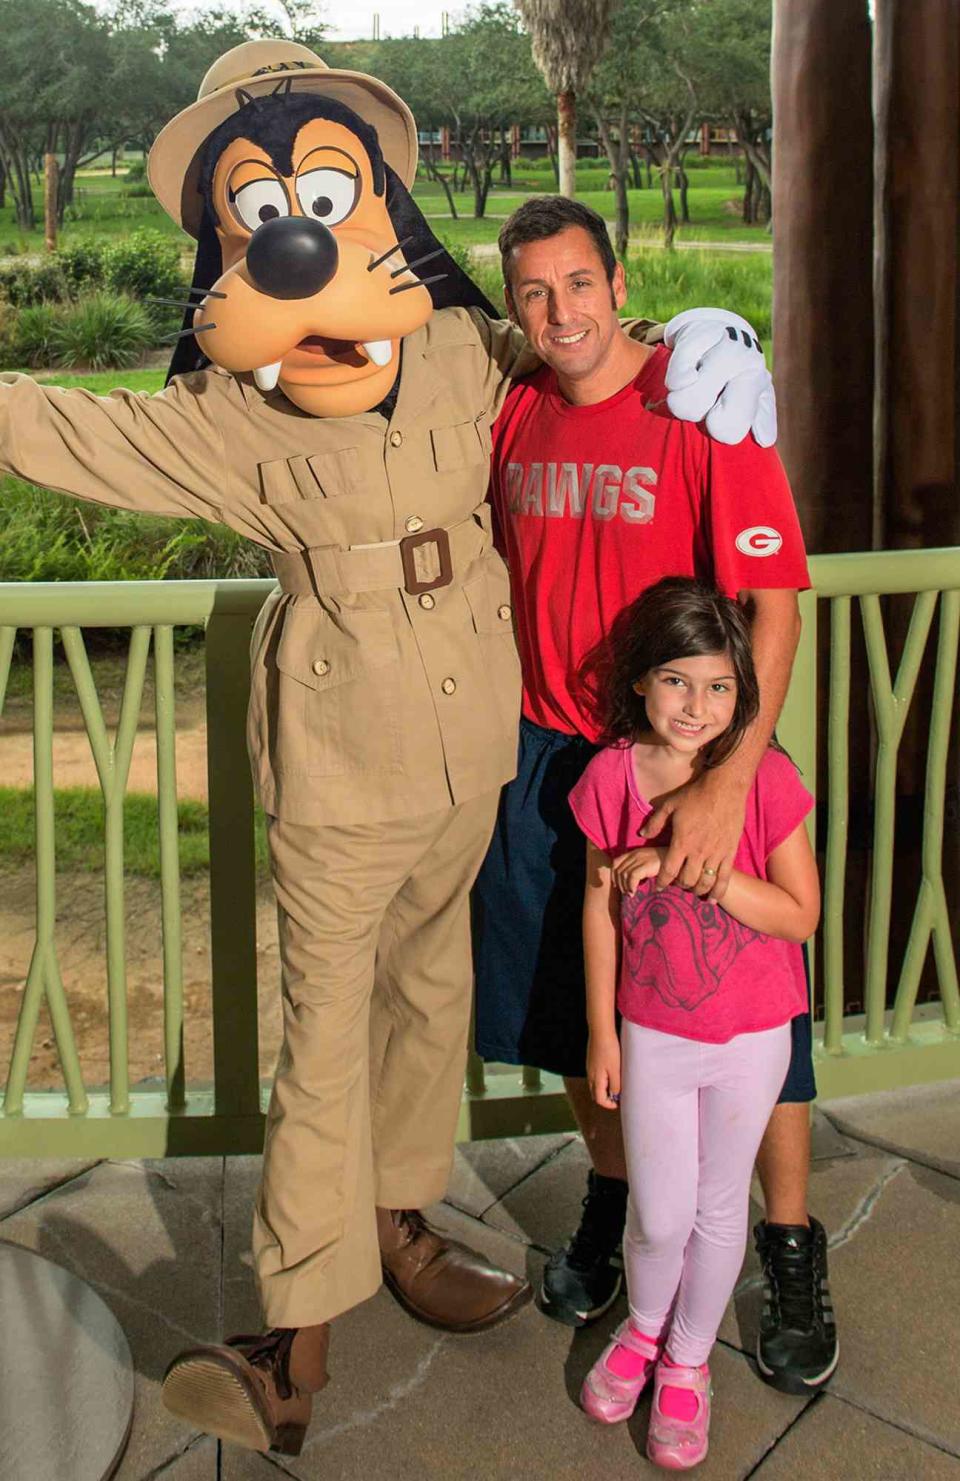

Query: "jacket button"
left=498, top=604, right=512, bottom=620
left=405, top=514, right=424, bottom=533
left=441, top=677, right=457, bottom=695
left=419, top=592, right=436, bottom=610
left=312, top=658, right=330, bottom=677
left=390, top=430, right=403, bottom=448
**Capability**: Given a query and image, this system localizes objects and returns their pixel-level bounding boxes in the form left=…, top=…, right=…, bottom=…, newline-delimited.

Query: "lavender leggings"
left=620, top=1019, right=792, bottom=1367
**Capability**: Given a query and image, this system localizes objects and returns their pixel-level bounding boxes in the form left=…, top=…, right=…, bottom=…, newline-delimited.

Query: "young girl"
left=568, top=577, right=820, bottom=1470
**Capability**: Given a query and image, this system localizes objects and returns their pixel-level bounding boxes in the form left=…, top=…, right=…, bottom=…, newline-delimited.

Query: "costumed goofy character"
left=0, top=40, right=778, bottom=1455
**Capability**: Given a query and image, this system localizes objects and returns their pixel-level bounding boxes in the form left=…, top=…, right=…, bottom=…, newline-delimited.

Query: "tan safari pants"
left=252, top=791, right=499, bottom=1328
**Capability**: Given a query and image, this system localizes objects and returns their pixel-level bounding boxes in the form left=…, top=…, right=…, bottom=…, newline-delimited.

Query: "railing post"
left=205, top=611, right=262, bottom=1122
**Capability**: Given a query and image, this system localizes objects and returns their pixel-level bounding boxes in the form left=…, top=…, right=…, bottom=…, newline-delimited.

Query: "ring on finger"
left=701, top=866, right=717, bottom=878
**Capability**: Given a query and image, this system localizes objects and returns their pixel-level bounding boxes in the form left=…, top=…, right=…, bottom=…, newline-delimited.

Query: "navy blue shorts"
left=473, top=717, right=816, bottom=1102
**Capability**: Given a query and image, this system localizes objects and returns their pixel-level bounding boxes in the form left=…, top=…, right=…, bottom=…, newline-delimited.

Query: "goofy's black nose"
left=245, top=216, right=338, bottom=301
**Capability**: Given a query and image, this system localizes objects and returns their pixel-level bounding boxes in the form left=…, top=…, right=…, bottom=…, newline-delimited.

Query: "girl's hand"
left=610, top=846, right=664, bottom=896
left=587, top=1031, right=622, bottom=1110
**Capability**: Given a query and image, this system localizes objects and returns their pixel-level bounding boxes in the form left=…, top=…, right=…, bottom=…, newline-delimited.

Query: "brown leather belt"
left=272, top=507, right=491, bottom=598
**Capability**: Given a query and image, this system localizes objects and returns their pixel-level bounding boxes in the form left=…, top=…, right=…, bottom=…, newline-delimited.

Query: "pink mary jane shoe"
left=580, top=1321, right=660, bottom=1424
left=646, top=1359, right=712, bottom=1470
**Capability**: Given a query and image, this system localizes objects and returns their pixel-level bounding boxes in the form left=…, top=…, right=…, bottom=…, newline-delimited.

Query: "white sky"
left=168, top=0, right=458, bottom=42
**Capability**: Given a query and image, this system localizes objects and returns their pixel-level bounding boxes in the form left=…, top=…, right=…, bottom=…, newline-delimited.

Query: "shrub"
left=101, top=228, right=184, bottom=303
left=438, top=234, right=472, bottom=278
left=124, top=160, right=147, bottom=182
left=0, top=297, right=19, bottom=364
left=58, top=240, right=106, bottom=293
left=0, top=257, right=69, bottom=307
left=14, top=301, right=66, bottom=367
left=49, top=292, right=153, bottom=372
left=0, top=477, right=274, bottom=585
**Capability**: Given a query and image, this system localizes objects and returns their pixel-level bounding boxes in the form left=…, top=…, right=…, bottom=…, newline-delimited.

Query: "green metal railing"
left=0, top=551, right=958, bottom=1157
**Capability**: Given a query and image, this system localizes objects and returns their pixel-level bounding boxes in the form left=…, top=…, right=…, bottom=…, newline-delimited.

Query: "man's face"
left=505, top=225, right=627, bottom=384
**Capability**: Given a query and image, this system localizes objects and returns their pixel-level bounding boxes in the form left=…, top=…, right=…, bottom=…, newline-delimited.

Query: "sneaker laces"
left=765, top=1239, right=822, bottom=1332
left=567, top=1182, right=626, bottom=1270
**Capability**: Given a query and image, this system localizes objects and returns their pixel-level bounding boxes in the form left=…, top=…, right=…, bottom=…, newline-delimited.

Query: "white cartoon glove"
left=663, top=307, right=777, bottom=448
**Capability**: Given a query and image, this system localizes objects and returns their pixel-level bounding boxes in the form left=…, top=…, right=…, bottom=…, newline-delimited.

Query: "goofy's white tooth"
left=253, top=361, right=282, bottom=391
left=362, top=340, right=392, bottom=367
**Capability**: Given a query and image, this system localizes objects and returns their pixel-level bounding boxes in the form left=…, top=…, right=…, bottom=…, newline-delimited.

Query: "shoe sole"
left=537, top=1272, right=623, bottom=1329
left=646, top=1440, right=709, bottom=1470
left=755, top=1336, right=840, bottom=1395
left=382, top=1271, right=533, bottom=1332
left=161, top=1348, right=291, bottom=1455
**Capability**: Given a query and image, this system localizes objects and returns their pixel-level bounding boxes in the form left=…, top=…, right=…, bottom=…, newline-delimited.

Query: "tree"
left=694, top=0, right=772, bottom=225
left=587, top=0, right=676, bottom=257
left=514, top=0, right=615, bottom=198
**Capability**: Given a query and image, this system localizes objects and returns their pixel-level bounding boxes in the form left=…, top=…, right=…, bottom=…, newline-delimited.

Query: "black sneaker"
left=539, top=1171, right=627, bottom=1327
left=754, top=1217, right=839, bottom=1395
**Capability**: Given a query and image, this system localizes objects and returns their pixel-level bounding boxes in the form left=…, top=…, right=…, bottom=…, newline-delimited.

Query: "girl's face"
left=634, top=649, right=738, bottom=755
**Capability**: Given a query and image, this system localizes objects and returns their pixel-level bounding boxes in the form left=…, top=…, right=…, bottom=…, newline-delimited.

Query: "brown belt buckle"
left=399, top=527, right=453, bottom=596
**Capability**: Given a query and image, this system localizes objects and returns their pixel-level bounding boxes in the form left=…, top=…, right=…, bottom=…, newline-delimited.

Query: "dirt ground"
left=0, top=869, right=284, bottom=1094
left=0, top=652, right=286, bottom=1093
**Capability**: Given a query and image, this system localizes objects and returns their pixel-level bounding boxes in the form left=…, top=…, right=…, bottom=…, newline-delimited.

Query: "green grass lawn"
left=0, top=786, right=270, bottom=877
left=24, top=367, right=167, bottom=394
left=0, top=161, right=765, bottom=255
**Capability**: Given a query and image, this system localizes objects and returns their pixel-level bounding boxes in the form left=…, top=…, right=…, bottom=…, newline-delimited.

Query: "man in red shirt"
left=473, top=197, right=838, bottom=1396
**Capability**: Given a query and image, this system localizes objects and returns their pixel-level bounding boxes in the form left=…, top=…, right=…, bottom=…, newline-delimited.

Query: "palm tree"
left=515, top=0, right=616, bottom=198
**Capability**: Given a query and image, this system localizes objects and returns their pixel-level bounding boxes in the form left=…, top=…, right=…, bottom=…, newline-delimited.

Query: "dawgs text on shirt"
left=489, top=345, right=810, bottom=740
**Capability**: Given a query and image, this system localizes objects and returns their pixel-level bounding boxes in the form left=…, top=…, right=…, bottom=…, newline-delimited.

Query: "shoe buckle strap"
left=655, top=1363, right=709, bottom=1393
left=612, top=1321, right=660, bottom=1362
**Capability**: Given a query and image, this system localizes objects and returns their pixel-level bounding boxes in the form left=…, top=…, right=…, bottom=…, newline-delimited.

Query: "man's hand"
left=645, top=769, right=748, bottom=898
left=610, top=846, right=664, bottom=897
left=586, top=1031, right=622, bottom=1111
left=663, top=308, right=777, bottom=447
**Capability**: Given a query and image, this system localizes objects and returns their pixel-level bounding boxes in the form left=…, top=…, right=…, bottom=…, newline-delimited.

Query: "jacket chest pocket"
left=430, top=415, right=492, bottom=473
left=258, top=447, right=362, bottom=505
left=273, top=605, right=401, bottom=777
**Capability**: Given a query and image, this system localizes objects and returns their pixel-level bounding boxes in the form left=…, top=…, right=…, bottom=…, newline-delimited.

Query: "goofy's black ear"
left=165, top=208, right=224, bottom=385
left=384, top=165, right=498, bottom=318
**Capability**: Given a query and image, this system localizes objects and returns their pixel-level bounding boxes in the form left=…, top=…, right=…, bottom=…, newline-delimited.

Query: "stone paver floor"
left=1, top=1080, right=958, bottom=1480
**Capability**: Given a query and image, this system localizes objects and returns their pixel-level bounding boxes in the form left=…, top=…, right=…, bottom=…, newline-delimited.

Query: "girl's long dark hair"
left=599, top=577, right=760, bottom=770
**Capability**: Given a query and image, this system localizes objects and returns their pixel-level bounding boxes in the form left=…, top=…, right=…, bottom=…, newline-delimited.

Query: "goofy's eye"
left=230, top=177, right=290, bottom=232
left=295, top=167, right=359, bottom=227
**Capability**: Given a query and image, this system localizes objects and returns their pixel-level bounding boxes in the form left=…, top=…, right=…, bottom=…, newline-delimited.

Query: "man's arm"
left=646, top=588, right=801, bottom=897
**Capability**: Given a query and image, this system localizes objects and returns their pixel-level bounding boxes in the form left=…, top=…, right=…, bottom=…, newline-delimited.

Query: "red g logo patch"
left=735, top=525, right=783, bottom=557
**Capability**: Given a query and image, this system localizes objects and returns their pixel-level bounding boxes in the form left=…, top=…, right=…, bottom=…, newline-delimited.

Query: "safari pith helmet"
left=147, top=39, right=419, bottom=237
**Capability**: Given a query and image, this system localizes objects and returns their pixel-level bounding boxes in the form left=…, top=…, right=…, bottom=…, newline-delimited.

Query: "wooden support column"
left=874, top=1, right=960, bottom=992
left=874, top=0, right=960, bottom=551
left=772, top=0, right=875, bottom=554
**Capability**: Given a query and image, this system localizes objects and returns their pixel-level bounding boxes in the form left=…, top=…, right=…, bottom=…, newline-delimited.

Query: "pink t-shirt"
left=568, top=747, right=813, bottom=1043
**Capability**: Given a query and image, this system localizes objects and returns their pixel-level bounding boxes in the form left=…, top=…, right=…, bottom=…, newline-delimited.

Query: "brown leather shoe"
left=161, top=1324, right=329, bottom=1456
left=377, top=1207, right=532, bottom=1332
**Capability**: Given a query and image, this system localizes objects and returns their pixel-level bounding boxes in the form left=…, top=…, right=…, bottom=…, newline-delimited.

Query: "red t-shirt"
left=568, top=746, right=812, bottom=1042
left=490, top=346, right=810, bottom=739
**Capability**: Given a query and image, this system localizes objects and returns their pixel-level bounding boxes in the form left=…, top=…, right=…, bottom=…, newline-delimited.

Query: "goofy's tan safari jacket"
left=0, top=40, right=775, bottom=1455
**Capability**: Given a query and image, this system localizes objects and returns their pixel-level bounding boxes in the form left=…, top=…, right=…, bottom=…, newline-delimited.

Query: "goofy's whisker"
left=390, top=247, right=445, bottom=279
left=389, top=274, right=448, bottom=296
left=161, top=322, right=217, bottom=342
left=148, top=296, right=227, bottom=310
left=367, top=237, right=413, bottom=273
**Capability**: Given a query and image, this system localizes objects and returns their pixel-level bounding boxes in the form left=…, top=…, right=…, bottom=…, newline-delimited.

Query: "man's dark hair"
left=498, top=196, right=617, bottom=289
